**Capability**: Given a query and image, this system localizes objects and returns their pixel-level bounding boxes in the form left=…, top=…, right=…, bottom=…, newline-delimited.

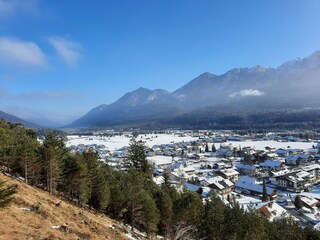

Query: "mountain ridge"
left=68, top=51, right=320, bottom=129
left=0, top=110, right=42, bottom=128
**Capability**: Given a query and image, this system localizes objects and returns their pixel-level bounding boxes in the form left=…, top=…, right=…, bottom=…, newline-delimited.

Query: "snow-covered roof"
left=218, top=168, right=239, bottom=176
left=235, top=179, right=273, bottom=195
left=300, top=196, right=319, bottom=207
left=147, top=155, right=173, bottom=166
left=206, top=176, right=234, bottom=190
left=235, top=163, right=257, bottom=170
left=260, top=160, right=282, bottom=168
left=296, top=171, right=310, bottom=179
left=255, top=201, right=288, bottom=221
left=302, top=164, right=320, bottom=172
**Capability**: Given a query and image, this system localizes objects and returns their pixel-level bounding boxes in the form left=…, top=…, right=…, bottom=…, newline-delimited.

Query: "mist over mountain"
left=0, top=111, right=41, bottom=128
left=25, top=117, right=59, bottom=128
left=68, top=51, right=320, bottom=129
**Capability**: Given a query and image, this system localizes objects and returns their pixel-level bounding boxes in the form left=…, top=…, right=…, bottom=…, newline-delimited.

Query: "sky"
left=0, top=0, right=320, bottom=125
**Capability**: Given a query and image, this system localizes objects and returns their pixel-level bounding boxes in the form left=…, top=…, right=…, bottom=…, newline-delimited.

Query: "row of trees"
left=0, top=120, right=320, bottom=239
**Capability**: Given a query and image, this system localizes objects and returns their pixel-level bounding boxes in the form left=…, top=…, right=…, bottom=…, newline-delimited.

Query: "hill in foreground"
left=0, top=174, right=134, bottom=240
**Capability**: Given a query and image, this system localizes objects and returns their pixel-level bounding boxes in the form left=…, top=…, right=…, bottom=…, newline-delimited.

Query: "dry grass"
left=0, top=174, right=130, bottom=240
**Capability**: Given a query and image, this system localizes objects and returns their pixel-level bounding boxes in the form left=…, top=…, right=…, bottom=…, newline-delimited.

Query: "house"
left=308, top=148, right=318, bottom=155
left=184, top=183, right=210, bottom=198
left=301, top=164, right=320, bottom=184
left=276, top=148, right=289, bottom=157
left=260, top=160, right=284, bottom=171
left=217, top=168, right=240, bottom=182
left=285, top=154, right=312, bottom=166
left=235, top=176, right=274, bottom=197
left=265, top=146, right=276, bottom=152
left=299, top=196, right=319, bottom=209
left=170, top=169, right=192, bottom=183
left=255, top=201, right=288, bottom=221
left=285, top=155, right=301, bottom=166
left=235, top=163, right=258, bottom=176
left=216, top=148, right=233, bottom=158
left=201, top=176, right=234, bottom=198
left=270, top=171, right=311, bottom=192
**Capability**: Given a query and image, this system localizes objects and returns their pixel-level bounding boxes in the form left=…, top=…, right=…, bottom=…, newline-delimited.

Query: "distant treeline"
left=0, top=119, right=319, bottom=239
left=161, top=108, right=320, bottom=130
left=75, top=108, right=320, bottom=131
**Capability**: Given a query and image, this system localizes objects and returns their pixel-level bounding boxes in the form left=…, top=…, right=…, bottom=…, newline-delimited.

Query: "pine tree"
left=139, top=191, right=160, bottom=237
left=294, top=195, right=303, bottom=209
left=157, top=189, right=173, bottom=237
left=124, top=138, right=151, bottom=177
left=40, top=130, right=67, bottom=194
left=59, top=153, right=90, bottom=205
left=174, top=191, right=204, bottom=230
left=84, top=151, right=110, bottom=210
left=0, top=180, right=17, bottom=208
left=202, top=194, right=225, bottom=240
left=211, top=144, right=216, bottom=152
left=0, top=121, right=16, bottom=173
left=205, top=143, right=209, bottom=152
left=262, top=179, right=268, bottom=202
left=11, top=127, right=40, bottom=184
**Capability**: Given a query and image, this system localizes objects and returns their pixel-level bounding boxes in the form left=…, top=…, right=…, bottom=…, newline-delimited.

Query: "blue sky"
left=1, top=0, right=320, bottom=124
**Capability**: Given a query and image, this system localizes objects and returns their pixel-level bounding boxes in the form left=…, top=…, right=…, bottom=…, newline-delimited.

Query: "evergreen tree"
left=124, top=138, right=151, bottom=177
left=0, top=121, right=16, bottom=173
left=243, top=153, right=253, bottom=165
left=108, top=171, right=126, bottom=219
left=125, top=170, right=146, bottom=231
left=294, top=195, right=303, bottom=209
left=174, top=191, right=204, bottom=230
left=0, top=180, right=17, bottom=208
left=84, top=151, right=110, bottom=210
left=40, top=130, right=67, bottom=194
left=267, top=216, right=305, bottom=240
left=11, top=127, right=40, bottom=184
left=157, top=188, right=173, bottom=237
left=202, top=194, right=225, bottom=240
left=211, top=144, right=216, bottom=152
left=139, top=191, right=160, bottom=237
left=59, top=153, right=90, bottom=205
left=205, top=143, right=209, bottom=152
left=162, top=171, right=171, bottom=188
left=262, top=179, right=268, bottom=202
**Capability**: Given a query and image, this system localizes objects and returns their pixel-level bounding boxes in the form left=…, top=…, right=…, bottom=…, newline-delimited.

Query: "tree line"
left=0, top=120, right=319, bottom=239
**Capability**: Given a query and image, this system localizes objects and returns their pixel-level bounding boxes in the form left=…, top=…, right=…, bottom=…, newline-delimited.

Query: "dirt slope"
left=0, top=173, right=131, bottom=240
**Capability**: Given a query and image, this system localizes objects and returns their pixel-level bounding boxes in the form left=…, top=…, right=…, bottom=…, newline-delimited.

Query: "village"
left=66, top=130, right=320, bottom=229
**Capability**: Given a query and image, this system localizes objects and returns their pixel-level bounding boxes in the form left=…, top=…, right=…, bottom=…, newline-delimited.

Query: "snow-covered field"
left=66, top=134, right=317, bottom=152
left=228, top=140, right=316, bottom=150
left=66, top=133, right=198, bottom=151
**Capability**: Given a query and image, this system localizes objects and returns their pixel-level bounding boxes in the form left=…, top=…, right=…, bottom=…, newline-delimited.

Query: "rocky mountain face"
left=68, top=51, right=320, bottom=129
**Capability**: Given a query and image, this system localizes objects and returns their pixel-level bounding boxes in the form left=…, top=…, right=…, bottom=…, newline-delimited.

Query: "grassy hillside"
left=0, top=174, right=133, bottom=240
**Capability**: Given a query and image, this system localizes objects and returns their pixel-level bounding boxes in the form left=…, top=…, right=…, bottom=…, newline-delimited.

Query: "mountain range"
left=0, top=111, right=41, bottom=128
left=68, top=51, right=320, bottom=129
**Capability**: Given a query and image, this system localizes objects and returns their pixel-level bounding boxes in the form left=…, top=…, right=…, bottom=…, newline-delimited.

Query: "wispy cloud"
left=0, top=0, right=39, bottom=18
left=0, top=88, right=83, bottom=100
left=48, top=36, right=82, bottom=65
left=0, top=37, right=47, bottom=67
left=17, top=91, right=82, bottom=100
left=229, top=89, right=265, bottom=98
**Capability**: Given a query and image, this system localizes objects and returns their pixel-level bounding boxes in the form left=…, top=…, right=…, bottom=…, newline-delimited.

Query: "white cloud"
left=48, top=36, right=82, bottom=65
left=0, top=37, right=47, bottom=67
left=0, top=0, right=38, bottom=18
left=229, top=89, right=265, bottom=98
